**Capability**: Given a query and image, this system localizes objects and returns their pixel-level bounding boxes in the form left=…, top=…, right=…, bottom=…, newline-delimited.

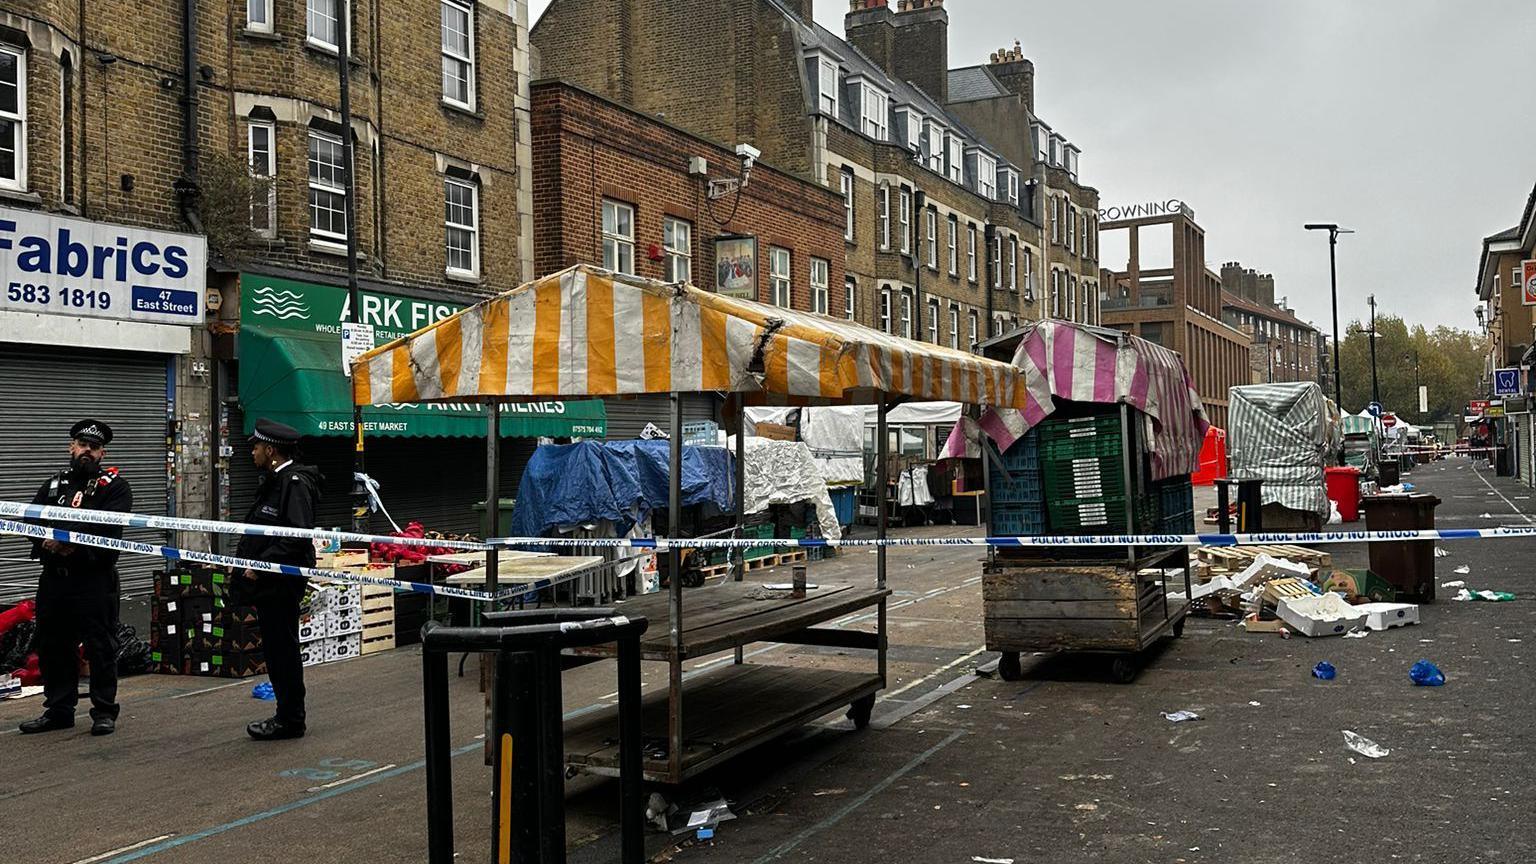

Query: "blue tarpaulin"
left=508, top=440, right=735, bottom=537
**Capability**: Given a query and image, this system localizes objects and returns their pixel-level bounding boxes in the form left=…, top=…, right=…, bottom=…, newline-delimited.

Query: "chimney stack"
left=845, top=0, right=898, bottom=76
left=782, top=0, right=814, bottom=23
left=987, top=39, right=1034, bottom=112
left=847, top=0, right=949, bottom=103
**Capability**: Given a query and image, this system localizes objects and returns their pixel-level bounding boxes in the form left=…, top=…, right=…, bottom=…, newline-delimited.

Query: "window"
left=817, top=57, right=839, bottom=115
left=968, top=311, right=978, bottom=349
left=966, top=224, right=977, bottom=282
left=248, top=121, right=276, bottom=235
left=1050, top=270, right=1060, bottom=317
left=307, top=130, right=347, bottom=243
left=925, top=208, right=937, bottom=268
left=898, top=188, right=911, bottom=254
left=898, top=107, right=921, bottom=155
left=444, top=177, right=479, bottom=276
left=1005, top=169, right=1019, bottom=206
left=948, top=306, right=959, bottom=350
left=441, top=1, right=475, bottom=109
left=1068, top=274, right=1078, bottom=320
left=991, top=235, right=1002, bottom=289
left=601, top=199, right=634, bottom=274
left=0, top=46, right=25, bottom=191
left=248, top=0, right=274, bottom=33
left=1067, top=205, right=1076, bottom=252
left=945, top=134, right=963, bottom=183
left=663, top=216, right=691, bottom=282
left=1022, top=247, right=1034, bottom=300
left=976, top=153, right=997, bottom=200
left=810, top=257, right=829, bottom=314
left=845, top=276, right=856, bottom=321
left=947, top=215, right=958, bottom=275
left=879, top=288, right=892, bottom=333
left=1008, top=238, right=1017, bottom=292
left=840, top=169, right=855, bottom=241
left=307, top=0, right=345, bottom=51
left=770, top=246, right=791, bottom=307
left=1050, top=196, right=1061, bottom=243
left=859, top=83, right=888, bottom=140
left=1033, top=124, right=1049, bottom=164
left=1049, top=135, right=1063, bottom=167
left=878, top=184, right=890, bottom=249
left=924, top=120, right=944, bottom=173
left=899, top=292, right=913, bottom=338
left=927, top=298, right=939, bottom=344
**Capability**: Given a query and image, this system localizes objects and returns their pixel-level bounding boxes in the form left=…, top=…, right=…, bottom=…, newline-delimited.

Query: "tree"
left=1337, top=313, right=1483, bottom=423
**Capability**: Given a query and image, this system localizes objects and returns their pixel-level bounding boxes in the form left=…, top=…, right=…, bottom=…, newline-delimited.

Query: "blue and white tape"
left=0, top=500, right=489, bottom=551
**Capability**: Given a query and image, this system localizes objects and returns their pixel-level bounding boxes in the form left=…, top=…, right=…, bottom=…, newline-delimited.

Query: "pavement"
left=2, top=458, right=1531, bottom=863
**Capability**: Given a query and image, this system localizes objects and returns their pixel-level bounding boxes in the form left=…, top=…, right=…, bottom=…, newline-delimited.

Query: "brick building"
left=1219, top=261, right=1320, bottom=385
left=0, top=0, right=548, bottom=597
left=1097, top=202, right=1250, bottom=428
left=531, top=80, right=846, bottom=317
left=1475, top=190, right=1534, bottom=389
left=531, top=0, right=1101, bottom=353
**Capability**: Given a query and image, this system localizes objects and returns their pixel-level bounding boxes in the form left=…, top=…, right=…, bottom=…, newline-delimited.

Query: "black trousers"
left=254, top=590, right=306, bottom=726
left=35, top=586, right=120, bottom=722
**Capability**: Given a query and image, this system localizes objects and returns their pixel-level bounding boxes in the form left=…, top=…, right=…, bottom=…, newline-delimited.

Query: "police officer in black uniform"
left=19, top=420, right=134, bottom=736
left=235, top=419, right=322, bottom=741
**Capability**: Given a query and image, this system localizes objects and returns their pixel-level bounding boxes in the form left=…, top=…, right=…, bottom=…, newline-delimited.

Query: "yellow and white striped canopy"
left=351, top=265, right=1029, bottom=409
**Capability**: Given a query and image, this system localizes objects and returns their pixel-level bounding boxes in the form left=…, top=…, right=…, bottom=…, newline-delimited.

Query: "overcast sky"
left=528, top=0, right=1536, bottom=333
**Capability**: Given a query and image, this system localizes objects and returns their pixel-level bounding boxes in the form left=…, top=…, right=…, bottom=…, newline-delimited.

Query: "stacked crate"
left=1040, top=415, right=1128, bottom=531
left=1152, top=475, right=1196, bottom=534
left=298, top=582, right=364, bottom=667
left=150, top=566, right=265, bottom=678
left=991, top=428, right=1047, bottom=536
left=360, top=586, right=397, bottom=655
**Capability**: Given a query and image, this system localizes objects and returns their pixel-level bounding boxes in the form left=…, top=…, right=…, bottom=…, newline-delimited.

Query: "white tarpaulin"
left=739, top=438, right=842, bottom=539
left=798, top=406, right=865, bottom=485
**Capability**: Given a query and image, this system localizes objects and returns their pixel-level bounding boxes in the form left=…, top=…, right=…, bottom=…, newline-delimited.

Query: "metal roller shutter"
left=602, top=394, right=721, bottom=440
left=0, top=345, right=171, bottom=602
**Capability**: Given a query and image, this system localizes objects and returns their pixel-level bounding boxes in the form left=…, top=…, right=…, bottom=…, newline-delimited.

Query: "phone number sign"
left=0, top=206, right=207, bottom=325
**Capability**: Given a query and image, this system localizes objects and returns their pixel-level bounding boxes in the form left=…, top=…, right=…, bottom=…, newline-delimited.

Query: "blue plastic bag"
left=252, top=681, right=275, bottom=700
left=1312, top=661, right=1336, bottom=680
left=1409, top=659, right=1445, bottom=686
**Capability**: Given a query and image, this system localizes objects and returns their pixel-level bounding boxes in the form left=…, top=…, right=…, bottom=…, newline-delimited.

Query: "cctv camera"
left=734, top=143, right=761, bottom=161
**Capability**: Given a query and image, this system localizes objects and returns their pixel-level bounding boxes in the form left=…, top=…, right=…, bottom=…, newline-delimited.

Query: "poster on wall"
left=714, top=236, right=756, bottom=299
left=1522, top=260, right=1536, bottom=306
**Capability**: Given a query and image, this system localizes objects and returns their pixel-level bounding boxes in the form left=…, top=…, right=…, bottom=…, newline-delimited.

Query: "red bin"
left=1325, top=466, right=1361, bottom=522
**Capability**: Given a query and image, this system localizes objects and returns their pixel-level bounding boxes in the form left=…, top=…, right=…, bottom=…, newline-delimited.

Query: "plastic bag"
left=1408, top=659, right=1445, bottom=686
left=1312, top=661, right=1337, bottom=680
left=1342, top=730, right=1389, bottom=758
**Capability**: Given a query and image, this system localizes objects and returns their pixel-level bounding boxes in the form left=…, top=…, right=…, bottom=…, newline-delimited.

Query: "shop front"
left=0, top=207, right=207, bottom=600
left=228, top=273, right=606, bottom=543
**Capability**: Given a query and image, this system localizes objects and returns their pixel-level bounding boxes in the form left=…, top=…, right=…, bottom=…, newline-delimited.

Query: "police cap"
left=71, top=419, right=113, bottom=447
left=250, top=418, right=302, bottom=446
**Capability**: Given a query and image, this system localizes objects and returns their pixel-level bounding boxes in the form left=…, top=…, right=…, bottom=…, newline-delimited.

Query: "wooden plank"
left=984, top=598, right=1136, bottom=619
left=443, top=555, right=606, bottom=586
left=361, top=607, right=394, bottom=626
left=984, top=616, right=1141, bottom=652
left=982, top=567, right=1137, bottom=602
left=679, top=587, right=886, bottom=658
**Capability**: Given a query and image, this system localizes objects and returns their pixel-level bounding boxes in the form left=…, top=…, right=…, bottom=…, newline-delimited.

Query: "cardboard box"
left=327, top=633, right=362, bottom=662
left=191, top=649, right=266, bottom=679
left=298, top=615, right=328, bottom=643
left=1355, top=602, right=1420, bottom=631
left=1277, top=593, right=1369, bottom=637
left=150, top=638, right=184, bottom=674
left=755, top=422, right=796, bottom=442
left=328, top=612, right=362, bottom=638
left=300, top=641, right=327, bottom=667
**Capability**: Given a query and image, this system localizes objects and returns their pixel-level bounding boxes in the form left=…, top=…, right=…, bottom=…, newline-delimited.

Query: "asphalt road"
left=3, top=458, right=1529, bottom=863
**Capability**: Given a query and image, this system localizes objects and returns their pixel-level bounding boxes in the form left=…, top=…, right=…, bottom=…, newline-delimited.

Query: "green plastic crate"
left=1040, top=435, right=1124, bottom=460
left=1039, top=414, right=1122, bottom=441
left=1048, top=496, right=1129, bottom=529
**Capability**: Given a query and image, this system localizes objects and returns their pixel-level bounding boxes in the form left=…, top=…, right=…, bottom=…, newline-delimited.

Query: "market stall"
left=971, top=321, right=1208, bottom=682
left=1227, top=382, right=1341, bottom=531
left=350, top=264, right=1030, bottom=784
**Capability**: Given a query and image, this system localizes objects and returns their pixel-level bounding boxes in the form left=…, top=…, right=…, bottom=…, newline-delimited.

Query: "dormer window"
left=815, top=56, right=839, bottom=116
left=894, top=106, right=922, bottom=157
left=966, top=148, right=996, bottom=200
left=945, top=133, right=963, bottom=184
left=923, top=119, right=945, bottom=173
left=1033, top=123, right=1050, bottom=165
left=1002, top=168, right=1020, bottom=206
left=1064, top=146, right=1080, bottom=179
left=854, top=78, right=889, bottom=140
left=1050, top=134, right=1064, bottom=168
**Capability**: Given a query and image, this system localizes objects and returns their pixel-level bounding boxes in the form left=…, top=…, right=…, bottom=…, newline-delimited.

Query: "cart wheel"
left=1173, top=618, right=1186, bottom=638
left=1108, top=655, right=1139, bottom=684
left=847, top=694, right=876, bottom=730
left=997, top=651, right=1024, bottom=682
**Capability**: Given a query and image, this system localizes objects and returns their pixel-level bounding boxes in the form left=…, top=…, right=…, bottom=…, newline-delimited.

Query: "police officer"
left=19, top=420, right=134, bottom=737
left=235, top=419, right=322, bottom=741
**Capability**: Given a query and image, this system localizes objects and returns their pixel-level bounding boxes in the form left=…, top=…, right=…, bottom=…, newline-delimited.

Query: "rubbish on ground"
left=0, top=684, right=43, bottom=700
left=1434, top=548, right=1449, bottom=558
left=1248, top=701, right=1262, bottom=706
left=1161, top=710, right=1202, bottom=722
left=252, top=681, right=275, bottom=700
left=0, top=672, right=18, bottom=697
left=1312, top=661, right=1337, bottom=680
left=646, top=792, right=674, bottom=832
left=812, top=788, right=846, bottom=796
left=696, top=827, right=715, bottom=840
left=1409, top=659, right=1445, bottom=687
left=972, top=857, right=1015, bottom=864
left=1441, top=580, right=1465, bottom=589
left=1453, top=565, right=1471, bottom=575
left=1453, top=588, right=1517, bottom=602
left=1343, top=630, right=1369, bottom=638
left=1277, top=593, right=1370, bottom=637
left=1074, top=803, right=1098, bottom=811
left=1355, top=602, right=1421, bottom=631
left=1343, top=730, right=1389, bottom=758
left=672, top=798, right=736, bottom=835
left=1322, top=569, right=1398, bottom=603
left=1480, top=512, right=1493, bottom=518
left=1239, top=613, right=1287, bottom=633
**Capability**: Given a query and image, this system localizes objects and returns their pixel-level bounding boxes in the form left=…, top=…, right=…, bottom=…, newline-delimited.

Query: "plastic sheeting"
left=1227, top=382, right=1332, bottom=517
left=741, top=438, right=842, bottom=540
left=797, top=406, right=865, bottom=485
left=508, top=440, right=734, bottom=537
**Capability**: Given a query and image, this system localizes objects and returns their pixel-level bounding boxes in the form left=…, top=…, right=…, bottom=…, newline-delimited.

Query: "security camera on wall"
left=734, top=143, right=760, bottom=172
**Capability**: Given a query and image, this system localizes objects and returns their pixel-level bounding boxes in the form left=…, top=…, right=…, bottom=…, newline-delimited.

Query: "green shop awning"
left=237, top=273, right=605, bottom=438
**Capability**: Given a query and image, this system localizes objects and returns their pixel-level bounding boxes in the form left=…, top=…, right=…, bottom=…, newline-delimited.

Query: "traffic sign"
left=1383, top=412, right=1397, bottom=429
left=1367, top=402, right=1383, bottom=418
left=1494, top=368, right=1520, bottom=397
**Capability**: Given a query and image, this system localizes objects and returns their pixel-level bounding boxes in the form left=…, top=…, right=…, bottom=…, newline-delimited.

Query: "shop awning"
left=239, top=323, right=606, bottom=438
left=350, top=265, right=1030, bottom=408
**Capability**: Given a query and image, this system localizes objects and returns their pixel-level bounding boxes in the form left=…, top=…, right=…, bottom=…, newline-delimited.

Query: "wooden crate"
left=983, top=563, right=1150, bottom=653
left=360, top=586, right=396, bottom=655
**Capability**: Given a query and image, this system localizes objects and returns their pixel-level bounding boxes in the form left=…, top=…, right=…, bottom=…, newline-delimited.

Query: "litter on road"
left=1343, top=730, right=1391, bottom=758
left=1312, top=661, right=1338, bottom=680
left=1409, top=660, right=1446, bottom=686
left=1161, top=710, right=1202, bottom=722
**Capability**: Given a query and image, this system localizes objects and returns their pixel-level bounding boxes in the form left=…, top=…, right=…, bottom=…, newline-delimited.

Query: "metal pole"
left=876, top=396, right=889, bottom=684
left=339, top=0, right=368, bottom=534
left=733, top=398, right=745, bottom=665
left=485, top=404, right=500, bottom=599
left=422, top=645, right=453, bottom=864
left=667, top=392, right=684, bottom=782
left=1368, top=294, right=1381, bottom=407
left=1328, top=230, right=1342, bottom=408
left=617, top=634, right=645, bottom=864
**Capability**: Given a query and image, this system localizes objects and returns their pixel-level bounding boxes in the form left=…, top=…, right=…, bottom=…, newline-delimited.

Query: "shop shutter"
left=0, top=345, right=171, bottom=602
left=602, top=394, right=721, bottom=440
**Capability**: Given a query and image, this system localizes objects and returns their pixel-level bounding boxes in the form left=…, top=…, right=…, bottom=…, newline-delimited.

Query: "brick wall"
left=532, top=80, right=845, bottom=315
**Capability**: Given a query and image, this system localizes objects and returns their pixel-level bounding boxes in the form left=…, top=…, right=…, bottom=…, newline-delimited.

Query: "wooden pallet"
left=360, top=588, right=395, bottom=654
left=776, top=550, right=808, bottom=566
left=1195, top=544, right=1331, bottom=578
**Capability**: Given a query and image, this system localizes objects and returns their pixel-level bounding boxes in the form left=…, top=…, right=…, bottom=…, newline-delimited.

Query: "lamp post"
left=1367, top=293, right=1381, bottom=407
left=1304, top=223, right=1353, bottom=408
left=1404, top=349, right=1421, bottom=419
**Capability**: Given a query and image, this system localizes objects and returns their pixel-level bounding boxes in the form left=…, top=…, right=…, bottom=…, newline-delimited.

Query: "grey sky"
left=528, top=0, right=1536, bottom=333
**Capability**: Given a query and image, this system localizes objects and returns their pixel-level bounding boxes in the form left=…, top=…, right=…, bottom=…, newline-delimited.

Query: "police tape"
left=0, top=500, right=490, bottom=551
left=485, top=525, right=1536, bottom=549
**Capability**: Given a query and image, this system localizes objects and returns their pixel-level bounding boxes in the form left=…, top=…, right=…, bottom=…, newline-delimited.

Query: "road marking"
left=306, top=763, right=397, bottom=792
left=69, top=835, right=177, bottom=864
left=1470, top=462, right=1536, bottom=526
left=881, top=647, right=985, bottom=700
left=751, top=730, right=964, bottom=863
left=169, top=680, right=249, bottom=700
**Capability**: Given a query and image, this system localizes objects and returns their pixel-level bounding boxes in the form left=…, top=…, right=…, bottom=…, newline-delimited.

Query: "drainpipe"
left=175, top=0, right=203, bottom=233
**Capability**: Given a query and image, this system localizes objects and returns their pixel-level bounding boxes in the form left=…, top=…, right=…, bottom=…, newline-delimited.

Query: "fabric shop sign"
left=0, top=205, right=206, bottom=324
left=714, top=235, right=757, bottom=299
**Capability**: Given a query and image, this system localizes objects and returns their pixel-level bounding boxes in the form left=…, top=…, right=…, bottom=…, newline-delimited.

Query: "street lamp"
left=1367, top=293, right=1381, bottom=407
left=1304, top=223, right=1354, bottom=408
